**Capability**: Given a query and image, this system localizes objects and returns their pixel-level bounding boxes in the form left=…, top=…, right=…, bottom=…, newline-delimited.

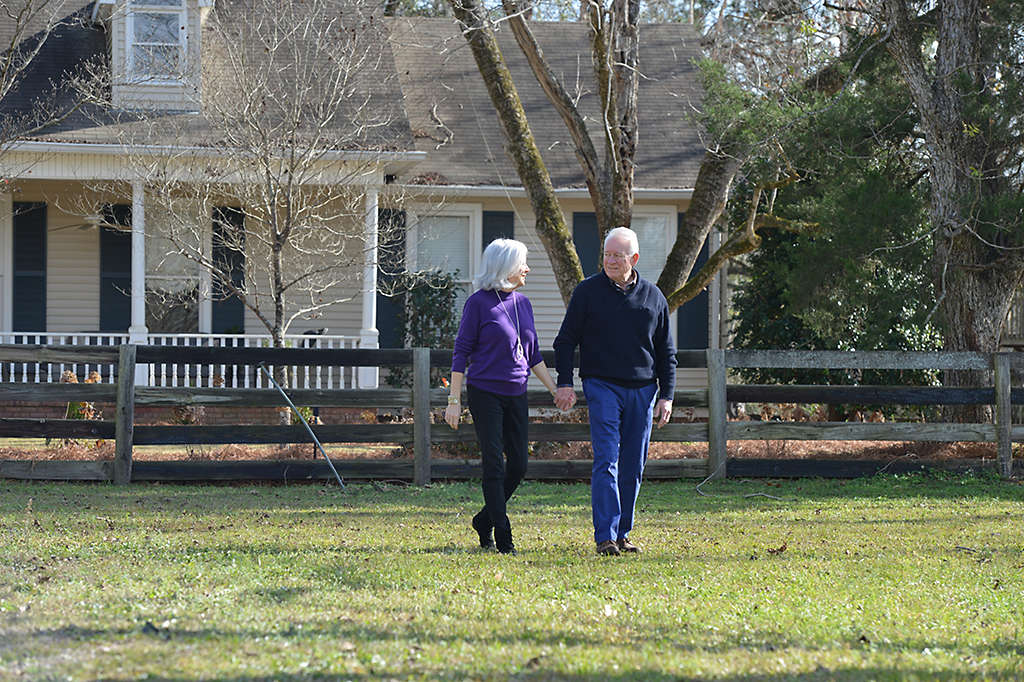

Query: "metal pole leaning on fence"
left=413, top=347, right=432, bottom=486
left=257, top=362, right=344, bottom=489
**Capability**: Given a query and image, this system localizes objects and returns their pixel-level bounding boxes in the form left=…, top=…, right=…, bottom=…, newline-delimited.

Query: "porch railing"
left=0, top=332, right=364, bottom=388
left=0, top=333, right=129, bottom=384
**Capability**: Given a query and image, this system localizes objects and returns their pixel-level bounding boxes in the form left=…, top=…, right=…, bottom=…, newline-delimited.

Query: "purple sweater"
left=451, top=289, right=542, bottom=395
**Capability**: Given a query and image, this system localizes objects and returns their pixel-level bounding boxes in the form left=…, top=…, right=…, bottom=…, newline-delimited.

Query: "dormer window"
left=127, top=0, right=186, bottom=83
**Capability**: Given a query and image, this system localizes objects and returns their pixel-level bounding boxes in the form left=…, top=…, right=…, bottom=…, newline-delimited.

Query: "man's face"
left=602, top=234, right=638, bottom=284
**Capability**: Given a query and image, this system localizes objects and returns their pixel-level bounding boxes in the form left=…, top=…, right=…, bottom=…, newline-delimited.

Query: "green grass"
left=1, top=474, right=1023, bottom=681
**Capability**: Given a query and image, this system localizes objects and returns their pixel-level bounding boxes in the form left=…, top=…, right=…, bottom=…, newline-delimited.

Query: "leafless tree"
left=80, top=0, right=415, bottom=358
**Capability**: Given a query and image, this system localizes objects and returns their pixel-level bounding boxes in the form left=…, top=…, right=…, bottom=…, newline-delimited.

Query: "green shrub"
left=384, top=269, right=460, bottom=388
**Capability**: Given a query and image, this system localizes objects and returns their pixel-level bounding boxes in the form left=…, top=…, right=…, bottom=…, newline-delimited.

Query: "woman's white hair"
left=604, top=226, right=639, bottom=255
left=474, top=238, right=528, bottom=291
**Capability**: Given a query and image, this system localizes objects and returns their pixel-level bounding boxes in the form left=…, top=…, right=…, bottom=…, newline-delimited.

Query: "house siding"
left=10, top=188, right=100, bottom=334
left=48, top=209, right=100, bottom=333
left=242, top=292, right=364, bottom=342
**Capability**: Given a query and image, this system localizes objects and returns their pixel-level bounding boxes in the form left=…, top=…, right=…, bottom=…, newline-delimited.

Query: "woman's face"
left=507, top=259, right=530, bottom=290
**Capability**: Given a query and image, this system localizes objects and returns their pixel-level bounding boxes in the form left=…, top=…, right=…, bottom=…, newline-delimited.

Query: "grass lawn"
left=1, top=474, right=1022, bottom=681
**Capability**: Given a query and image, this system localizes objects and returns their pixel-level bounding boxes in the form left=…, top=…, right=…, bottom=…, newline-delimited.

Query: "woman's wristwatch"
left=447, top=395, right=460, bottom=406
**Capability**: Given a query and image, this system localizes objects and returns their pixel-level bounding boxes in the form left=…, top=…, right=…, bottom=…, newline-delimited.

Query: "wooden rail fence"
left=0, top=345, right=1020, bottom=483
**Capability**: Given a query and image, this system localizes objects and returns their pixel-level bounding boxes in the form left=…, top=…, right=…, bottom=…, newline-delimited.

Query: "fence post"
left=114, top=344, right=137, bottom=485
left=706, top=348, right=727, bottom=479
left=994, top=352, right=1012, bottom=479
left=413, top=347, right=431, bottom=486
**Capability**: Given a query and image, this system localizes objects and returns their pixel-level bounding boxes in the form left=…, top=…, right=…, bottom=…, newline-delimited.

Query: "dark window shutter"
left=482, top=210, right=514, bottom=247
left=376, top=208, right=406, bottom=348
left=12, top=202, right=46, bottom=332
left=212, top=206, right=246, bottom=334
left=572, top=212, right=600, bottom=277
left=676, top=213, right=710, bottom=349
left=99, top=204, right=132, bottom=332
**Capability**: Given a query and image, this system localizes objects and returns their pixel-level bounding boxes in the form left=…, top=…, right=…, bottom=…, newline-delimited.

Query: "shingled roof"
left=388, top=17, right=705, bottom=190
left=2, top=0, right=416, bottom=152
left=2, top=4, right=703, bottom=188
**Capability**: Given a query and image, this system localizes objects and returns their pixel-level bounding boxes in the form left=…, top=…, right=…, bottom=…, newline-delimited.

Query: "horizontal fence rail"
left=0, top=345, right=1020, bottom=483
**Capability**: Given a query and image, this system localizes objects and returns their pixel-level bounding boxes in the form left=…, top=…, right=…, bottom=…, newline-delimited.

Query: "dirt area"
left=545, top=439, right=1000, bottom=462
left=1, top=438, right=1001, bottom=464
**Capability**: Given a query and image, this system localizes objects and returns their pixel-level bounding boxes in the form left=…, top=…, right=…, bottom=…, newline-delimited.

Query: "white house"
left=0, top=1, right=718, bottom=389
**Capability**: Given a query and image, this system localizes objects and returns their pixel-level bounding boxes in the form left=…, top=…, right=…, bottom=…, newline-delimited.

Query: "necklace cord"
left=496, top=290, right=524, bottom=359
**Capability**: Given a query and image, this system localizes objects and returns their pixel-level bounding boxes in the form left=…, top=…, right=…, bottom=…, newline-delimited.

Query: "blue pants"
left=582, top=378, right=657, bottom=544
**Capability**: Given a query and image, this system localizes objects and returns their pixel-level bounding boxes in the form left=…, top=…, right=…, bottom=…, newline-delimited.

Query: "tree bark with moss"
left=447, top=0, right=583, bottom=305
left=878, top=0, right=1024, bottom=419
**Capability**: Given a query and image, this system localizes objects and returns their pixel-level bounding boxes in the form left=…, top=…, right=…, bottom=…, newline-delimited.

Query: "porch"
left=0, top=332, right=368, bottom=389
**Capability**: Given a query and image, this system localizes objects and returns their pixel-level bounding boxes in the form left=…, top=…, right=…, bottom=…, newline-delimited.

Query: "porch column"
left=130, top=180, right=149, bottom=385
left=198, top=208, right=212, bottom=333
left=0, top=191, right=11, bottom=335
left=358, top=188, right=379, bottom=388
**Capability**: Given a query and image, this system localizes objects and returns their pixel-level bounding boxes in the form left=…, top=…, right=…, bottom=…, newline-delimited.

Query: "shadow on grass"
left=1, top=472, right=1022, bottom=519
left=7, top=622, right=1024, bottom=681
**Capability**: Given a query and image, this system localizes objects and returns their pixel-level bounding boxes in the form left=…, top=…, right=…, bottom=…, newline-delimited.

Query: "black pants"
left=467, top=384, right=528, bottom=549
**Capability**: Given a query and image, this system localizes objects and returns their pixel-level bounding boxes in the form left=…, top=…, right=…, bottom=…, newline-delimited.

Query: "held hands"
left=654, top=399, right=673, bottom=428
left=554, top=386, right=577, bottom=411
left=444, top=402, right=461, bottom=430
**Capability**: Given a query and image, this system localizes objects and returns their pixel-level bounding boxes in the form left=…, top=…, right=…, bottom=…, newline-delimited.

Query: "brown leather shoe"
left=596, top=540, right=621, bottom=556
left=616, top=538, right=641, bottom=554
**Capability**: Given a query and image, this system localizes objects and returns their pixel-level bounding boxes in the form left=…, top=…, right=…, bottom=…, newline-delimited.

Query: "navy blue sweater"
left=553, top=270, right=677, bottom=400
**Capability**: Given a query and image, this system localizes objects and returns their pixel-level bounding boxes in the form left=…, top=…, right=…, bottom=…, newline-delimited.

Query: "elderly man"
left=553, top=226, right=676, bottom=555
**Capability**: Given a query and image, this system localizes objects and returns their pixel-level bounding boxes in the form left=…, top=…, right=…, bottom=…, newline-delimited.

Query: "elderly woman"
left=445, top=238, right=558, bottom=555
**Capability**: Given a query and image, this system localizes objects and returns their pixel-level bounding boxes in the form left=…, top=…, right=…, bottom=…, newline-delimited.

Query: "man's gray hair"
left=474, top=238, right=528, bottom=291
left=604, top=226, right=639, bottom=255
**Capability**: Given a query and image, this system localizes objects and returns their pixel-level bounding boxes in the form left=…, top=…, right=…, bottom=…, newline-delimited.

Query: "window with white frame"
left=631, top=210, right=673, bottom=284
left=631, top=208, right=678, bottom=330
left=409, top=206, right=481, bottom=315
left=127, top=0, right=186, bottom=82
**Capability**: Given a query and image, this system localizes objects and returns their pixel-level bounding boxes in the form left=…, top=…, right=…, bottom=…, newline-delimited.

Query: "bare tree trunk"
left=270, top=237, right=292, bottom=425
left=448, top=0, right=583, bottom=304
left=658, top=149, right=743, bottom=311
left=934, top=236, right=1022, bottom=421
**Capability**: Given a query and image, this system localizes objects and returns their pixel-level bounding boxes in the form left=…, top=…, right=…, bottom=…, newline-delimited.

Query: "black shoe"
left=472, top=513, right=495, bottom=550
left=494, top=520, right=514, bottom=555
left=596, top=540, right=621, bottom=556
